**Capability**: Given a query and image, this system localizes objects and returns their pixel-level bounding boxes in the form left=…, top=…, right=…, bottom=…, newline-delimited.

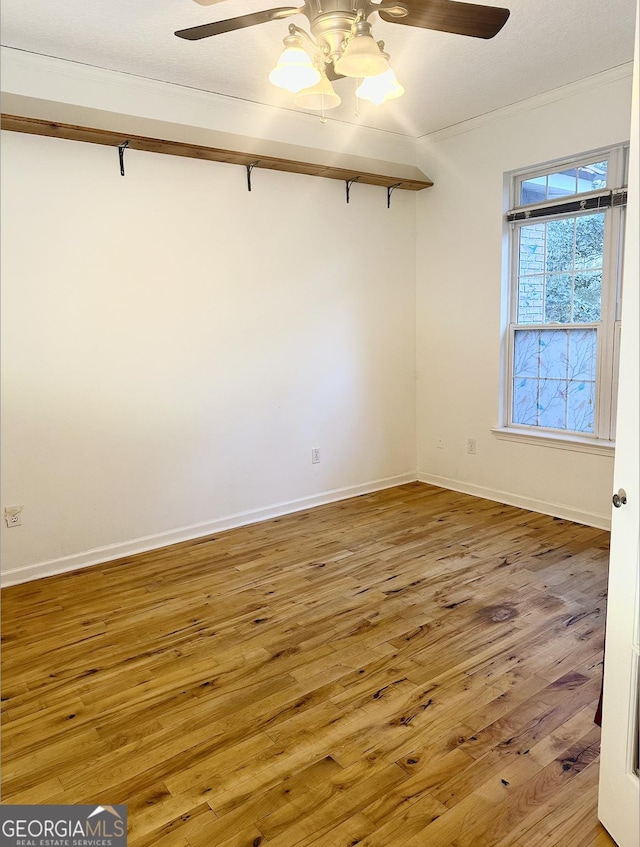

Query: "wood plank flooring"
left=1, top=482, right=617, bottom=846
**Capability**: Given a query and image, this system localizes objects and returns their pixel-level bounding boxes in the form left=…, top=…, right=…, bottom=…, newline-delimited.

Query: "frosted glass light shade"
left=356, top=67, right=405, bottom=105
left=334, top=27, right=388, bottom=78
left=294, top=74, right=341, bottom=110
left=269, top=43, right=321, bottom=93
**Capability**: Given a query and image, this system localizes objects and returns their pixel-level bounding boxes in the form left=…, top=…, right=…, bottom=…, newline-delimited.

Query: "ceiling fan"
left=175, top=0, right=510, bottom=111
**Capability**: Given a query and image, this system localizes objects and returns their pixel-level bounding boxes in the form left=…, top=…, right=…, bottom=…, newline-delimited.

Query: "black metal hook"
left=246, top=161, right=260, bottom=192
left=345, top=177, right=360, bottom=204
left=118, top=140, right=130, bottom=177
left=387, top=182, right=402, bottom=209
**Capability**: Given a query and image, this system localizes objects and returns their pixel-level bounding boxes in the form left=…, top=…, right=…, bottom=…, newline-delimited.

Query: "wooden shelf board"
left=1, top=114, right=433, bottom=191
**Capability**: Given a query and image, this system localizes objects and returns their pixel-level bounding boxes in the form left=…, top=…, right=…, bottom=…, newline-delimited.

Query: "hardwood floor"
left=1, top=482, right=617, bottom=846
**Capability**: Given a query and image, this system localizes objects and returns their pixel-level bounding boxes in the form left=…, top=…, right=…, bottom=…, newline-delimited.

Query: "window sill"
left=491, top=426, right=615, bottom=456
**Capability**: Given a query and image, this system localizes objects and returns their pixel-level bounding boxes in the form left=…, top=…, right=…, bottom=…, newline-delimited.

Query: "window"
left=501, top=147, right=627, bottom=447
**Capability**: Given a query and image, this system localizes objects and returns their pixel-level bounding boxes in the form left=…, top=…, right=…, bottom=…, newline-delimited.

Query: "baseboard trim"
left=417, top=472, right=611, bottom=531
left=3, top=471, right=610, bottom=586
left=1, top=472, right=417, bottom=587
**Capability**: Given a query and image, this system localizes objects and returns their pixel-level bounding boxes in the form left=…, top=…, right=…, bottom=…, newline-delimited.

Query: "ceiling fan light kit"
left=176, top=0, right=510, bottom=115
left=269, top=18, right=400, bottom=111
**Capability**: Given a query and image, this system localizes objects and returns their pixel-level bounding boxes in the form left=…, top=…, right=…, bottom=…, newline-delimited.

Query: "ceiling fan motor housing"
left=310, top=10, right=359, bottom=64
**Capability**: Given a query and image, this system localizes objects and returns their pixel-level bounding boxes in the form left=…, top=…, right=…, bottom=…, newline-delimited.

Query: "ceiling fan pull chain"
left=246, top=161, right=260, bottom=192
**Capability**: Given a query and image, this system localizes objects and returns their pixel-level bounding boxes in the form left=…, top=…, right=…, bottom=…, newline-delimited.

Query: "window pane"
left=546, top=218, right=575, bottom=273
left=547, top=169, right=577, bottom=199
left=517, top=213, right=604, bottom=326
left=512, top=328, right=597, bottom=433
left=579, top=160, right=608, bottom=192
left=538, top=378, right=568, bottom=428
left=520, top=175, right=546, bottom=205
left=545, top=274, right=572, bottom=323
left=518, top=159, right=608, bottom=206
left=567, top=380, right=595, bottom=432
left=539, top=329, right=569, bottom=378
left=568, top=329, right=597, bottom=380
left=513, top=377, right=538, bottom=425
left=575, top=213, right=604, bottom=269
left=517, top=276, right=544, bottom=323
left=519, top=224, right=545, bottom=275
left=513, top=330, right=539, bottom=377
left=573, top=272, right=602, bottom=322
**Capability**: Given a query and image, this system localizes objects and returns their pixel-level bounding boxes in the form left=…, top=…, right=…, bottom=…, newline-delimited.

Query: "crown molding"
left=418, top=63, right=634, bottom=144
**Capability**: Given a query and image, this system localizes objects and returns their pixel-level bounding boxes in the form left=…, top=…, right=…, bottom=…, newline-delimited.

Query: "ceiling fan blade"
left=176, top=7, right=302, bottom=40
left=379, top=0, right=509, bottom=39
left=192, top=0, right=232, bottom=5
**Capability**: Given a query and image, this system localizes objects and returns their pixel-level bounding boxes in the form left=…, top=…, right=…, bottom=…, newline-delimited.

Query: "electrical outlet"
left=467, top=438, right=477, bottom=455
left=311, top=448, right=320, bottom=464
left=4, top=506, right=23, bottom=527
left=436, top=438, right=444, bottom=449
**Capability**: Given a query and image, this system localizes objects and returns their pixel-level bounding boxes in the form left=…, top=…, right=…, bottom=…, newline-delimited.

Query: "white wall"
left=0, top=130, right=417, bottom=583
left=415, top=67, right=633, bottom=528
left=3, top=58, right=635, bottom=585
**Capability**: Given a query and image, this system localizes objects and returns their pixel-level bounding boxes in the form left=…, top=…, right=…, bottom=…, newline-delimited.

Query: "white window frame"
left=494, top=145, right=627, bottom=455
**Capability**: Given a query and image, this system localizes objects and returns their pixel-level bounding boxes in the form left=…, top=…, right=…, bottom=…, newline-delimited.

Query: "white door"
left=598, top=5, right=640, bottom=845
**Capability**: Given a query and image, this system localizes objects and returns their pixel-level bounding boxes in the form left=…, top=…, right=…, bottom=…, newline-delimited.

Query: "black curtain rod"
left=507, top=190, right=627, bottom=222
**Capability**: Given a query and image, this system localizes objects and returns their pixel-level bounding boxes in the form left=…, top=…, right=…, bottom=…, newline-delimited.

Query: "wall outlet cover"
left=4, top=506, right=23, bottom=527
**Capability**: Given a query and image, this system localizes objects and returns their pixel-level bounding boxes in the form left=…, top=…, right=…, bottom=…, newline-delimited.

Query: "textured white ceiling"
left=0, top=0, right=636, bottom=137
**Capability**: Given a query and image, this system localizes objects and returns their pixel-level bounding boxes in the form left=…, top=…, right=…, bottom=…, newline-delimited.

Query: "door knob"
left=612, top=488, right=627, bottom=508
